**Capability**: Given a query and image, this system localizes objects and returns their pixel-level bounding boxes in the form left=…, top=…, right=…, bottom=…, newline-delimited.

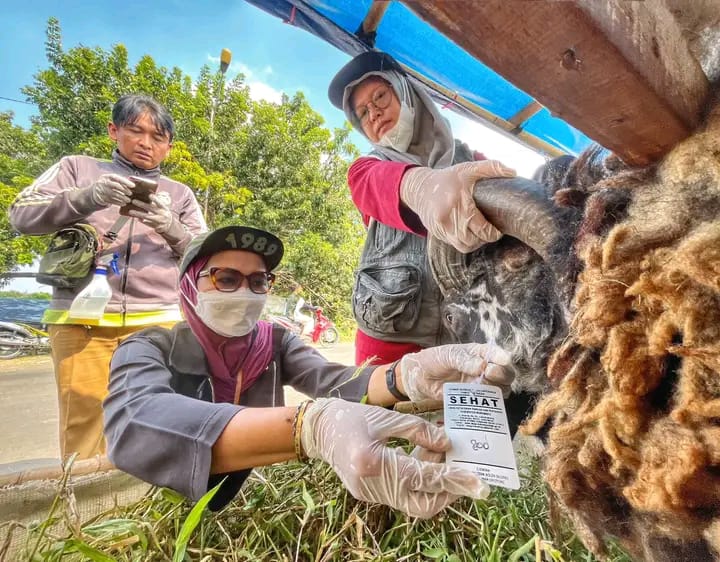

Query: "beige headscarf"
left=342, top=70, right=455, bottom=168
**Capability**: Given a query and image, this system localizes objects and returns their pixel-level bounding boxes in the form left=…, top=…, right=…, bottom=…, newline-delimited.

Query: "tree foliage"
left=0, top=111, right=50, bottom=282
left=2, top=18, right=364, bottom=328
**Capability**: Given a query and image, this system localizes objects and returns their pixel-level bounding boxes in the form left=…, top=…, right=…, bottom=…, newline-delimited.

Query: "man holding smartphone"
left=9, top=94, right=207, bottom=460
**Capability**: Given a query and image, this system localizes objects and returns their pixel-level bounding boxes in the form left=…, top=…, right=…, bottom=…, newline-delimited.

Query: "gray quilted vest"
left=352, top=140, right=474, bottom=346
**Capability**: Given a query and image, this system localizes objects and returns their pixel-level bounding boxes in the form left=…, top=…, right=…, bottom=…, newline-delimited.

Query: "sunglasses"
left=198, top=267, right=275, bottom=294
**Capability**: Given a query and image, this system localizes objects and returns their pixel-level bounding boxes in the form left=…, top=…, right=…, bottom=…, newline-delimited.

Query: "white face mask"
left=376, top=102, right=415, bottom=152
left=194, top=289, right=267, bottom=337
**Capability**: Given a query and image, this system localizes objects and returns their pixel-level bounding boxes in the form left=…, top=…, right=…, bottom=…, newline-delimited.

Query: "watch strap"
left=386, top=359, right=409, bottom=401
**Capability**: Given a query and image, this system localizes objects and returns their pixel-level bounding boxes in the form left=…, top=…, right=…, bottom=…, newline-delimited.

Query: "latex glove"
left=399, top=160, right=516, bottom=253
left=128, top=193, right=186, bottom=242
left=89, top=174, right=134, bottom=207
left=399, top=343, right=513, bottom=401
left=301, top=398, right=489, bottom=518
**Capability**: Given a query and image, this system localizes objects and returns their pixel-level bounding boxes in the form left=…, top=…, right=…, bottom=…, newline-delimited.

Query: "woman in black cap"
left=103, top=224, right=513, bottom=517
left=328, top=51, right=516, bottom=367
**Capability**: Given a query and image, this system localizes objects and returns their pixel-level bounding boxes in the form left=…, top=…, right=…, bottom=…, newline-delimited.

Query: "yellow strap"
left=42, top=308, right=182, bottom=327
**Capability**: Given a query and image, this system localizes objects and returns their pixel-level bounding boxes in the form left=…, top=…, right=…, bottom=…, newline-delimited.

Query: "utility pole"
left=204, top=48, right=233, bottom=220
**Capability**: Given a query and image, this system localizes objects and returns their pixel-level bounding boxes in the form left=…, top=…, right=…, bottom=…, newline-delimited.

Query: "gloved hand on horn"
left=399, top=160, right=516, bottom=253
left=399, top=342, right=514, bottom=401
left=300, top=398, right=489, bottom=519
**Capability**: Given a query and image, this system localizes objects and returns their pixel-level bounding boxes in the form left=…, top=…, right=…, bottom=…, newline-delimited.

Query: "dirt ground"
left=0, top=343, right=355, bottom=474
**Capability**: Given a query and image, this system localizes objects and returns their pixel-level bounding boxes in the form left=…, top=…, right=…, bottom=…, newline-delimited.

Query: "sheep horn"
left=473, top=177, right=564, bottom=261
left=428, top=177, right=565, bottom=297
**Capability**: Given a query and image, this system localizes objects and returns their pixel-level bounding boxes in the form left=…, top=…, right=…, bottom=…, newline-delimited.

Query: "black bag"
left=37, top=224, right=99, bottom=289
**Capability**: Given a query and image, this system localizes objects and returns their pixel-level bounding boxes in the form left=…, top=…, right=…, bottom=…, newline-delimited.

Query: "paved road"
left=0, top=342, right=355, bottom=472
left=0, top=355, right=60, bottom=469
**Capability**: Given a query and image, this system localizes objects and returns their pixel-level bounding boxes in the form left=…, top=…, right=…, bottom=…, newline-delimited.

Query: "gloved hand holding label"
left=442, top=382, right=520, bottom=490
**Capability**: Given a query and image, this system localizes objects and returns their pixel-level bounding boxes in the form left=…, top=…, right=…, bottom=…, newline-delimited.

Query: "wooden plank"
left=508, top=100, right=543, bottom=128
left=361, top=0, right=391, bottom=34
left=401, top=0, right=710, bottom=165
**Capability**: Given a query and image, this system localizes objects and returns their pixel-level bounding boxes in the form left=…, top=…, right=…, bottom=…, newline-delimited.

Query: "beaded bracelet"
left=292, top=399, right=313, bottom=463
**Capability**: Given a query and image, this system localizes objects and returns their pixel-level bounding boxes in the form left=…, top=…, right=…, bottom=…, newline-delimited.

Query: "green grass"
left=0, top=290, right=51, bottom=300
left=6, top=458, right=633, bottom=562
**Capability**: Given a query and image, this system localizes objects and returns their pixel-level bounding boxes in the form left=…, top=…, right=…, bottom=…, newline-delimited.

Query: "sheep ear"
left=427, top=235, right=473, bottom=297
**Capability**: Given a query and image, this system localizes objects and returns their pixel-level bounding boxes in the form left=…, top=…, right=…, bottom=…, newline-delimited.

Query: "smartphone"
left=119, top=176, right=159, bottom=216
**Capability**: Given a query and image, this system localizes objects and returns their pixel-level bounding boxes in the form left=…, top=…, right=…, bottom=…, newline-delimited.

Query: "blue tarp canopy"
left=244, top=0, right=593, bottom=157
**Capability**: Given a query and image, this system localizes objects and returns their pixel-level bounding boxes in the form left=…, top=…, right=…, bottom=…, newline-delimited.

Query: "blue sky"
left=3, top=0, right=545, bottom=292
left=1, top=0, right=355, bottom=131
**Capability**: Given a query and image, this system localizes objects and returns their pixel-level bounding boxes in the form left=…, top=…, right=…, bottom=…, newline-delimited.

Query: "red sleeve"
left=347, top=157, right=425, bottom=234
left=354, top=329, right=423, bottom=365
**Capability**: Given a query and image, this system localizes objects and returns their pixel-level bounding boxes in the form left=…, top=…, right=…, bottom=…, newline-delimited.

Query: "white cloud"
left=442, top=109, right=546, bottom=179
left=206, top=55, right=284, bottom=104
left=206, top=54, right=253, bottom=77
left=231, top=61, right=254, bottom=77
left=248, top=81, right=283, bottom=104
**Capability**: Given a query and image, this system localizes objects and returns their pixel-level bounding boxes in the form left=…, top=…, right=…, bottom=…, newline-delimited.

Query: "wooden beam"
left=507, top=100, right=543, bottom=128
left=401, top=0, right=710, bottom=165
left=360, top=0, right=391, bottom=35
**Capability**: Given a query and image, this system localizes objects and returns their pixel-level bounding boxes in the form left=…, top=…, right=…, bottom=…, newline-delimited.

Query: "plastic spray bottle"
left=67, top=254, right=118, bottom=320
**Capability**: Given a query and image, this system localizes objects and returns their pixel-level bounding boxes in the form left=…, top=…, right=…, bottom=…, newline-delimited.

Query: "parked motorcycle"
left=267, top=307, right=340, bottom=346
left=0, top=321, right=51, bottom=360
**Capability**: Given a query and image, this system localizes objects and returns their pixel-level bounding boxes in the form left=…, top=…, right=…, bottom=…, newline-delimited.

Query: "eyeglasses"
left=198, top=267, right=275, bottom=294
left=354, top=86, right=392, bottom=124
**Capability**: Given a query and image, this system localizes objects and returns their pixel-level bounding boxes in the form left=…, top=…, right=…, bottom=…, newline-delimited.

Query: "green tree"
left=233, top=95, right=364, bottom=327
left=24, top=17, right=129, bottom=159
left=5, top=18, right=365, bottom=326
left=0, top=111, right=50, bottom=280
left=163, top=140, right=252, bottom=222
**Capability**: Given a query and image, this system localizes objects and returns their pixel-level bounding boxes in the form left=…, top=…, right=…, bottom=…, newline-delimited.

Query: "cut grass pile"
left=5, top=457, right=633, bottom=561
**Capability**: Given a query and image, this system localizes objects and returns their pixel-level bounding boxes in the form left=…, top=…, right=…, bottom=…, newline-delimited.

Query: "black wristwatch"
left=386, top=359, right=409, bottom=401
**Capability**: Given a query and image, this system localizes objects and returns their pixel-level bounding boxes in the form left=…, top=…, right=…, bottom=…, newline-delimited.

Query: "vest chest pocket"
left=354, top=264, right=422, bottom=335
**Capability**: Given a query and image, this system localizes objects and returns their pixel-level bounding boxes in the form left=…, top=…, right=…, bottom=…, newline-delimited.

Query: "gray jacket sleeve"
left=104, top=334, right=242, bottom=501
left=279, top=332, right=375, bottom=400
left=9, top=156, right=102, bottom=234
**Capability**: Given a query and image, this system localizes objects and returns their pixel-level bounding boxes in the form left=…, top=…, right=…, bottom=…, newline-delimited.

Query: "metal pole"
left=204, top=95, right=216, bottom=220
left=203, top=49, right=232, bottom=222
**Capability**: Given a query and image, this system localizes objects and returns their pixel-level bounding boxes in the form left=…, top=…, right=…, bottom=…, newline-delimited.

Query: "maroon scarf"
left=179, top=257, right=273, bottom=404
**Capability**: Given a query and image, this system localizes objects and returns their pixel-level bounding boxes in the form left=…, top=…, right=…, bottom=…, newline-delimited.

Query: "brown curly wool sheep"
left=524, top=99, right=720, bottom=561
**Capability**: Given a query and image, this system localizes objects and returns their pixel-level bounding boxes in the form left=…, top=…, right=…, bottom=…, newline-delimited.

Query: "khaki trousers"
left=48, top=323, right=175, bottom=460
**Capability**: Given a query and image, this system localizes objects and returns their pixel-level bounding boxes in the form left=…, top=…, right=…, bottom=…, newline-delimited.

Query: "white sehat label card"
left=443, top=382, right=520, bottom=490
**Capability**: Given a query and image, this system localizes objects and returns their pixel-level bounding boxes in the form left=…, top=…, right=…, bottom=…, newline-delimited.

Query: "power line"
left=0, top=96, right=33, bottom=105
